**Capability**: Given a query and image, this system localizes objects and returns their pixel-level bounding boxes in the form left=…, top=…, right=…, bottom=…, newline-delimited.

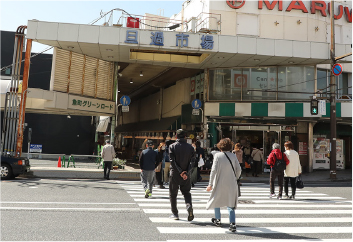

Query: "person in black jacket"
left=168, top=129, right=195, bottom=221
left=139, top=140, right=159, bottom=198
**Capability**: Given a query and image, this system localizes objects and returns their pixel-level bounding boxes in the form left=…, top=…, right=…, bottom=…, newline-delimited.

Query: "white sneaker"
left=269, top=193, right=276, bottom=198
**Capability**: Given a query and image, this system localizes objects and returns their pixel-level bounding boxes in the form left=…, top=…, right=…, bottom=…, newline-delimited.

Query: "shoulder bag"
left=223, top=152, right=241, bottom=197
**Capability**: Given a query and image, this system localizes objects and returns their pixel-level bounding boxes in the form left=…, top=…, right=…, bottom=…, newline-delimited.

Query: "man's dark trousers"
left=104, top=161, right=113, bottom=179
left=169, top=172, right=192, bottom=216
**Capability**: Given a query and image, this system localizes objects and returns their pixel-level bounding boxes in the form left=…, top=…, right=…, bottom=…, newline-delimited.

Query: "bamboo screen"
left=52, top=48, right=114, bottom=100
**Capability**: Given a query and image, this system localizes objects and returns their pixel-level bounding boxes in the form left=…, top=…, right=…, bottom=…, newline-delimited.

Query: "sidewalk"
left=22, top=158, right=352, bottom=183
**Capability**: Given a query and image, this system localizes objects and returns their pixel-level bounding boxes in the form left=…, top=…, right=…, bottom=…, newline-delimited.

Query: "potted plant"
left=113, top=158, right=126, bottom=169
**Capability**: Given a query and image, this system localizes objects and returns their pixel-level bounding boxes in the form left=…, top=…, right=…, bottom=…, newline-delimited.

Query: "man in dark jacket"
left=267, top=143, right=290, bottom=200
left=139, top=140, right=159, bottom=198
left=168, top=129, right=195, bottom=221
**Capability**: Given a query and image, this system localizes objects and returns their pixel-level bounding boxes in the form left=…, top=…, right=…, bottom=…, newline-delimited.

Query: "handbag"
left=296, top=174, right=304, bottom=189
left=223, top=152, right=241, bottom=197
left=198, top=157, right=205, bottom=167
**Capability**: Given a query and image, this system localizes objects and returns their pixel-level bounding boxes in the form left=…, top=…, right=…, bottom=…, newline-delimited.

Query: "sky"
left=0, top=0, right=184, bottom=53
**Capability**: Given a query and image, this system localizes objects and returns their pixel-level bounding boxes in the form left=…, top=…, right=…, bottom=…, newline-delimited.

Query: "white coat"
left=284, top=149, right=302, bottom=177
left=101, top=144, right=115, bottom=161
left=206, top=151, right=242, bottom=210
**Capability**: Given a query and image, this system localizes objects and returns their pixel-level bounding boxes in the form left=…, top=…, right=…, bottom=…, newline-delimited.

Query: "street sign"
left=122, top=106, right=129, bottom=112
left=192, top=109, right=200, bottom=115
left=120, top=95, right=131, bottom=106
left=319, top=100, right=326, bottom=115
left=191, top=99, right=202, bottom=109
left=30, top=144, right=42, bottom=153
left=332, top=63, right=343, bottom=76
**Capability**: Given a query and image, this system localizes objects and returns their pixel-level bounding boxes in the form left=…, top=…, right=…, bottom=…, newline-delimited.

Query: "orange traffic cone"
left=57, top=157, right=61, bottom=168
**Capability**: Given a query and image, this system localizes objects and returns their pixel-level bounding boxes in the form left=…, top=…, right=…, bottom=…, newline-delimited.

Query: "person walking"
left=266, top=143, right=290, bottom=200
left=233, top=143, right=243, bottom=184
left=195, top=140, right=205, bottom=182
left=251, top=145, right=263, bottom=177
left=155, top=142, right=166, bottom=189
left=139, top=140, right=159, bottom=198
left=168, top=129, right=195, bottom=221
left=101, top=140, right=115, bottom=180
left=206, top=138, right=241, bottom=232
left=163, top=140, right=174, bottom=185
left=283, top=141, right=302, bottom=199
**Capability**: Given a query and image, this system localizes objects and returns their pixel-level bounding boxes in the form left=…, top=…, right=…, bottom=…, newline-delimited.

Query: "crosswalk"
left=119, top=181, right=352, bottom=241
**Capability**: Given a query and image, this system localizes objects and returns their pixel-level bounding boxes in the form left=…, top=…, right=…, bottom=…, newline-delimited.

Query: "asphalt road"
left=1, top=178, right=352, bottom=241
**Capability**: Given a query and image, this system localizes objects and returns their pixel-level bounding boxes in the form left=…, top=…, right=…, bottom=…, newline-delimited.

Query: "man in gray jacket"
left=168, top=129, right=195, bottom=221
left=101, top=140, right=115, bottom=180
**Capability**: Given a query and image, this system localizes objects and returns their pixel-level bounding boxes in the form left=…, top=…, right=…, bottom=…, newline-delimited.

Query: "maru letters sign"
left=226, top=0, right=352, bottom=23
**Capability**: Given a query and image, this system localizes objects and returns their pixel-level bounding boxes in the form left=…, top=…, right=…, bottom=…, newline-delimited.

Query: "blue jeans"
left=214, top=207, right=236, bottom=223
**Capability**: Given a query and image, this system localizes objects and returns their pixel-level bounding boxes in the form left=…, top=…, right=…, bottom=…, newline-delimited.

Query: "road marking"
left=0, top=207, right=141, bottom=211
left=0, top=202, right=135, bottom=205
left=129, top=194, right=345, bottom=200
left=126, top=191, right=328, bottom=196
left=150, top=217, right=352, bottom=223
left=143, top=209, right=351, bottom=214
left=138, top=203, right=352, bottom=208
left=158, top=226, right=352, bottom=234
left=166, top=240, right=353, bottom=242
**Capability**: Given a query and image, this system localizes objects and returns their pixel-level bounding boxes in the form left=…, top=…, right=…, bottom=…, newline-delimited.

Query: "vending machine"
left=336, top=139, right=345, bottom=169
left=313, top=138, right=345, bottom=170
left=313, top=138, right=330, bottom=169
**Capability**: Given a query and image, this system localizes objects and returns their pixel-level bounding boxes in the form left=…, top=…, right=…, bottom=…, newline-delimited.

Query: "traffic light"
left=311, top=99, right=319, bottom=115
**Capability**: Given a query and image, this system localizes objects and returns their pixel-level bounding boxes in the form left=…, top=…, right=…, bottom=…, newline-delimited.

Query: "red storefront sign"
left=127, top=17, right=140, bottom=28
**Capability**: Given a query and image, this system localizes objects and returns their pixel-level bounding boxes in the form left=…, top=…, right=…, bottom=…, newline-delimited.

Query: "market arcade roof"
left=27, top=20, right=352, bottom=69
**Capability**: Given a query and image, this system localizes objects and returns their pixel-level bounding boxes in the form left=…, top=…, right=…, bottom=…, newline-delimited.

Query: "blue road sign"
left=120, top=95, right=131, bottom=106
left=192, top=99, right=202, bottom=109
left=332, top=63, right=343, bottom=76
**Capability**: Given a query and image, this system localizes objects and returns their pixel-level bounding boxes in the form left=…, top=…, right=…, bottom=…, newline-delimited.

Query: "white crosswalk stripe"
left=119, top=181, right=352, bottom=240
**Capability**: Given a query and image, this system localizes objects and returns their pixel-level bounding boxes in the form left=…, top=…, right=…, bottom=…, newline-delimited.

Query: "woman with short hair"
left=206, top=138, right=241, bottom=232
left=284, top=141, right=302, bottom=199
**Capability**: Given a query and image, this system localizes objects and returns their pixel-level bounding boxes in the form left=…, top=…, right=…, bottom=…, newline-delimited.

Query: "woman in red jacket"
left=266, top=143, right=290, bottom=200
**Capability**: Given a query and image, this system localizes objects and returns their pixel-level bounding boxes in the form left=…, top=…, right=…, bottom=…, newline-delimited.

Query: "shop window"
left=209, top=69, right=240, bottom=100
left=337, top=73, right=349, bottom=99
left=243, top=67, right=276, bottom=101
left=209, top=66, right=315, bottom=101
left=317, top=69, right=328, bottom=98
left=278, top=66, right=314, bottom=100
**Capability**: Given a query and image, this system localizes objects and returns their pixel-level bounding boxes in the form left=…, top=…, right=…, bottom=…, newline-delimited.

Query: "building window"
left=209, top=66, right=315, bottom=101
left=317, top=69, right=328, bottom=98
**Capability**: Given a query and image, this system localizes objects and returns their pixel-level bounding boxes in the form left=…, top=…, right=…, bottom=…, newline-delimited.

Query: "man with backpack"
left=266, top=143, right=290, bottom=200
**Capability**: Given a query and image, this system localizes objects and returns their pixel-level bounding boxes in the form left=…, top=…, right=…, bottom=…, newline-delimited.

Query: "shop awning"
left=115, top=116, right=181, bottom=133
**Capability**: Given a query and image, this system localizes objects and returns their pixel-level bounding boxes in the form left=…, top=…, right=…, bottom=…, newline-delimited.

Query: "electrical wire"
left=162, top=101, right=185, bottom=115
left=1, top=8, right=179, bottom=74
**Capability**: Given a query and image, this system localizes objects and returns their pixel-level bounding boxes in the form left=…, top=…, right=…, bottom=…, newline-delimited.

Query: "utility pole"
left=329, top=0, right=337, bottom=180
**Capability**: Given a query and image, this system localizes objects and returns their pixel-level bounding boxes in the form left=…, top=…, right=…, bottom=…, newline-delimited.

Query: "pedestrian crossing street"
left=119, top=181, right=352, bottom=241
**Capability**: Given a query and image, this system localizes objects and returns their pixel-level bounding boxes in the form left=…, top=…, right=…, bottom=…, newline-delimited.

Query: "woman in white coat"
left=206, top=138, right=241, bottom=232
left=284, top=141, right=302, bottom=199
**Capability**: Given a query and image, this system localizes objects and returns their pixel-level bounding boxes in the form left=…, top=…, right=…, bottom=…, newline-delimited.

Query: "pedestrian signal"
left=311, top=99, right=319, bottom=115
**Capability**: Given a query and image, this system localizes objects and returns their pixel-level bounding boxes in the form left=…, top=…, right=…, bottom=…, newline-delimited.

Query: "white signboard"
left=68, top=95, right=115, bottom=114
left=192, top=109, right=200, bottom=115
left=122, top=106, right=129, bottom=112
left=319, top=100, right=326, bottom=115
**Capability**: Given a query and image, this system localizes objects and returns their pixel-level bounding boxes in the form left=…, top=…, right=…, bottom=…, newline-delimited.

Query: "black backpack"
left=273, top=152, right=287, bottom=172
